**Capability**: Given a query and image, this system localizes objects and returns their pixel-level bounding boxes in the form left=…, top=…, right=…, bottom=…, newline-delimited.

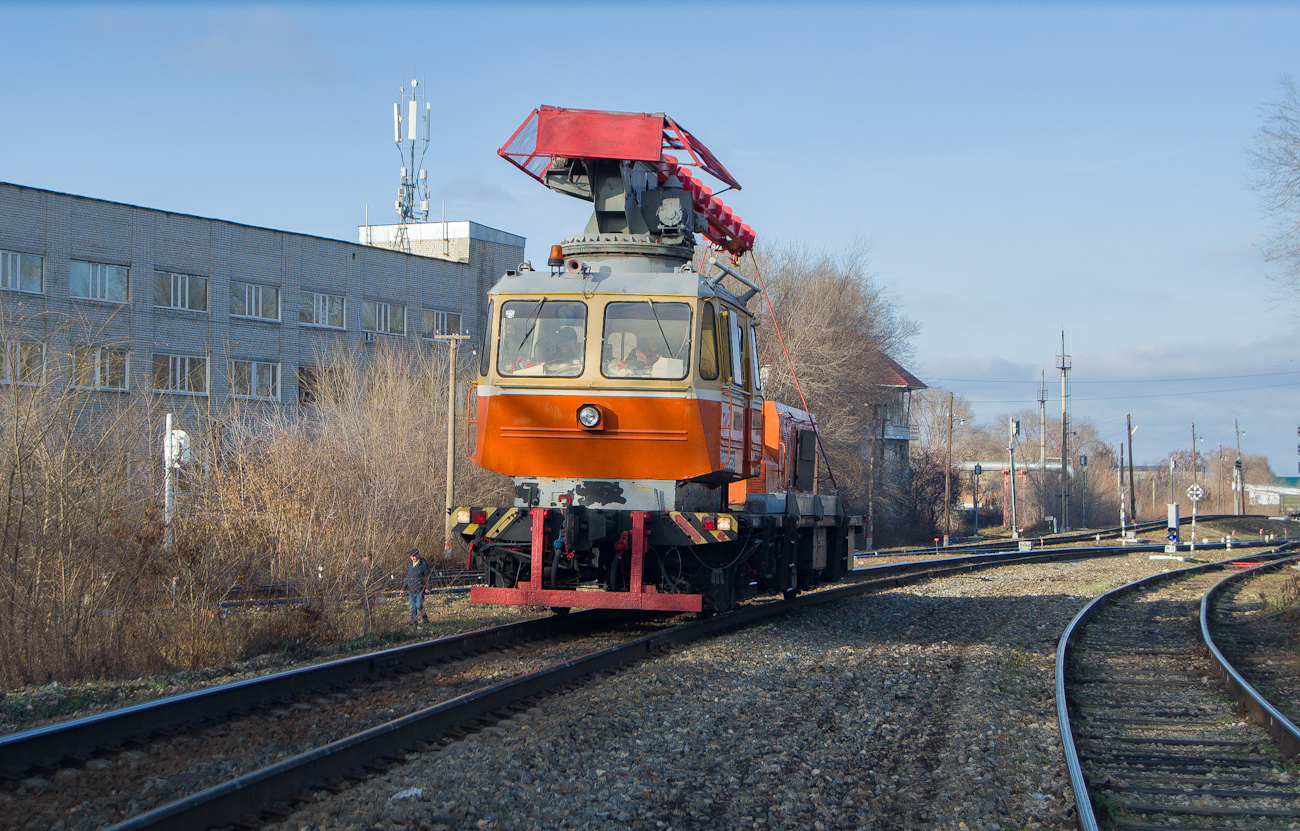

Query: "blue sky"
left=2, top=2, right=1298, bottom=471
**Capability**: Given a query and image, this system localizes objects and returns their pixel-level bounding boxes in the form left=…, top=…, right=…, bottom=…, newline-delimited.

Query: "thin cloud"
left=170, top=8, right=336, bottom=78
left=439, top=173, right=516, bottom=209
left=1208, top=230, right=1264, bottom=260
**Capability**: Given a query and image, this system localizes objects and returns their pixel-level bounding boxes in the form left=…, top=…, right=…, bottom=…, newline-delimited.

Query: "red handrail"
left=465, top=384, right=478, bottom=455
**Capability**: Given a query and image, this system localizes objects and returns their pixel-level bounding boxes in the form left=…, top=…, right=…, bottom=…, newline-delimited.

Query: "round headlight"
left=577, top=405, right=601, bottom=429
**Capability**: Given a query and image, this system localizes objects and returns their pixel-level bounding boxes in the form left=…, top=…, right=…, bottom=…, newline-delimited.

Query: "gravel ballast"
left=266, top=552, right=1202, bottom=831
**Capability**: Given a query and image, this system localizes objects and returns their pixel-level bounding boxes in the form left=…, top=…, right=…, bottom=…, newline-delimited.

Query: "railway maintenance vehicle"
left=452, top=106, right=861, bottom=613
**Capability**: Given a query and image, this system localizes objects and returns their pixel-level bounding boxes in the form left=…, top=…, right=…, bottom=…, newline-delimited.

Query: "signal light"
left=548, top=245, right=564, bottom=268
left=702, top=516, right=716, bottom=531
left=471, top=510, right=487, bottom=525
left=456, top=509, right=471, bottom=524
left=717, top=516, right=733, bottom=532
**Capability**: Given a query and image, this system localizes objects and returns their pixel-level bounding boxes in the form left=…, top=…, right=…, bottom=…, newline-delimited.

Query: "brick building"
left=0, top=181, right=523, bottom=409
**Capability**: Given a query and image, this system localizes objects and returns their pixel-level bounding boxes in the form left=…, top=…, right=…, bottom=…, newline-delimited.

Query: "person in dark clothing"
left=404, top=548, right=431, bottom=627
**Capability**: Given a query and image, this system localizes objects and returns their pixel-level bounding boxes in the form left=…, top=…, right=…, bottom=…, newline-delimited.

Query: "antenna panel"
left=393, top=103, right=401, bottom=143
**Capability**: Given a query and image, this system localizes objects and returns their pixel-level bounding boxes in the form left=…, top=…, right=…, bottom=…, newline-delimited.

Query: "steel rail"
left=107, top=543, right=1152, bottom=831
left=0, top=608, right=631, bottom=773
left=1201, top=553, right=1300, bottom=759
left=1054, top=543, right=1298, bottom=831
left=3, top=534, right=1269, bottom=779
left=891, top=513, right=1265, bottom=557
left=0, top=541, right=1153, bottom=775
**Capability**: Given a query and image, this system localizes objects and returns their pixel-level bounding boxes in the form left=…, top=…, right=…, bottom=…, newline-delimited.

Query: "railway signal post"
left=1186, top=483, right=1203, bottom=554
left=1166, top=503, right=1180, bottom=554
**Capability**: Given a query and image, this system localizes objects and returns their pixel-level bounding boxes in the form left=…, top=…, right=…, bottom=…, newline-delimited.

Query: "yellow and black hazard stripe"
left=453, top=506, right=523, bottom=538
left=667, top=512, right=738, bottom=544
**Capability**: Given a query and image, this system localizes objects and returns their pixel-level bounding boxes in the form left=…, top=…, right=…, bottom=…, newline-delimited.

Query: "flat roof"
left=360, top=221, right=525, bottom=248
left=0, top=180, right=524, bottom=261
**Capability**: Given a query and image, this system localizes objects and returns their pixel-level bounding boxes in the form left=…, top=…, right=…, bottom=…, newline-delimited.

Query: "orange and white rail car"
left=452, top=106, right=860, bottom=613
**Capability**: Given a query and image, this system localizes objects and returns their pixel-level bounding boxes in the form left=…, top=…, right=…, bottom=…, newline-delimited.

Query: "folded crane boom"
left=499, top=105, right=755, bottom=254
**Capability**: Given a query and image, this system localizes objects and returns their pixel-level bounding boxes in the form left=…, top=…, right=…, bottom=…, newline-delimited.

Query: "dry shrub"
left=0, top=334, right=511, bottom=691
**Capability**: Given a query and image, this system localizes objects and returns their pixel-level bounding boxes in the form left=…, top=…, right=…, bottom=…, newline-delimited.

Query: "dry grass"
left=0, top=338, right=511, bottom=692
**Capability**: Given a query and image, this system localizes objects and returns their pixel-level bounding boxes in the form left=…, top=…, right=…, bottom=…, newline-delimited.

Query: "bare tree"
left=1250, top=76, right=1300, bottom=300
left=723, top=241, right=917, bottom=515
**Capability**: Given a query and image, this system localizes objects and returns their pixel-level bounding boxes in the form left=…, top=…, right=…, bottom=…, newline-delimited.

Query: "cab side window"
left=479, top=300, right=493, bottom=377
left=721, top=309, right=746, bottom=388
left=699, top=302, right=719, bottom=381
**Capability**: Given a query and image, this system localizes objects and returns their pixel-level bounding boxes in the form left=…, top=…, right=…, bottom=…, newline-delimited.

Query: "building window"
left=1, top=342, right=44, bottom=385
left=70, top=260, right=129, bottom=303
left=152, top=354, right=208, bottom=395
left=362, top=299, right=405, bottom=335
left=298, top=365, right=343, bottom=406
left=230, top=281, right=280, bottom=321
left=0, top=250, right=43, bottom=293
left=230, top=360, right=280, bottom=400
left=300, top=291, right=345, bottom=329
left=422, top=309, right=461, bottom=339
left=154, top=271, right=208, bottom=312
left=73, top=346, right=129, bottom=390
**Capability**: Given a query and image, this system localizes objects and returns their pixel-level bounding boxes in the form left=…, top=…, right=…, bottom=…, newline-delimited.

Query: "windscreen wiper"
left=514, top=298, right=548, bottom=355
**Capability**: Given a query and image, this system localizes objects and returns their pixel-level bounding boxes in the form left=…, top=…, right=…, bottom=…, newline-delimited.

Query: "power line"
left=962, top=380, right=1300, bottom=404
left=928, top=370, right=1300, bottom=385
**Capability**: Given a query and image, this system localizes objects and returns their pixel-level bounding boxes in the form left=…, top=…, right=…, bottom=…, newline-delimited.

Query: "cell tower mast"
left=391, top=77, right=432, bottom=252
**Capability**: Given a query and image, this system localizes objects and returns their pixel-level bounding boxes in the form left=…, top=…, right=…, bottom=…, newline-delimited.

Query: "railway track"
left=889, top=514, right=1277, bottom=558
left=1, top=542, right=1147, bottom=831
left=1207, top=561, right=1300, bottom=738
left=1057, top=547, right=1300, bottom=830
left=0, top=610, right=660, bottom=830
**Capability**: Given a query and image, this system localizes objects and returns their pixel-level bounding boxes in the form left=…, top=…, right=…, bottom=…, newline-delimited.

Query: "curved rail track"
left=1058, top=547, right=1300, bottom=830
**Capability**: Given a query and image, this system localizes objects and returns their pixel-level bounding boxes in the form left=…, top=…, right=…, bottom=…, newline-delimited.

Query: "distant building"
left=867, top=355, right=925, bottom=542
left=877, top=355, right=925, bottom=474
left=0, top=181, right=523, bottom=411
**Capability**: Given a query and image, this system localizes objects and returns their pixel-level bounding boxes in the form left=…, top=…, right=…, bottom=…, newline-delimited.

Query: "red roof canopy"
left=500, top=106, right=741, bottom=190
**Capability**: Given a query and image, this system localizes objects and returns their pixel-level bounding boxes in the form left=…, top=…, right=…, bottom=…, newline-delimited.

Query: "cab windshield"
left=497, top=299, right=587, bottom=377
left=602, top=301, right=692, bottom=380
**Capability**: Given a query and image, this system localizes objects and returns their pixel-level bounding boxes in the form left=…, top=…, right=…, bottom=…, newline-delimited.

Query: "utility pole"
left=1118, top=444, right=1126, bottom=532
left=1057, top=332, right=1071, bottom=532
left=435, top=332, right=471, bottom=556
left=945, top=392, right=954, bottom=542
left=1037, top=371, right=1047, bottom=468
left=1191, top=422, right=1199, bottom=486
left=1234, top=419, right=1244, bottom=516
left=867, top=404, right=879, bottom=549
left=164, top=412, right=174, bottom=554
left=1008, top=417, right=1020, bottom=539
left=1037, top=372, right=1047, bottom=525
left=1126, top=415, right=1137, bottom=522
